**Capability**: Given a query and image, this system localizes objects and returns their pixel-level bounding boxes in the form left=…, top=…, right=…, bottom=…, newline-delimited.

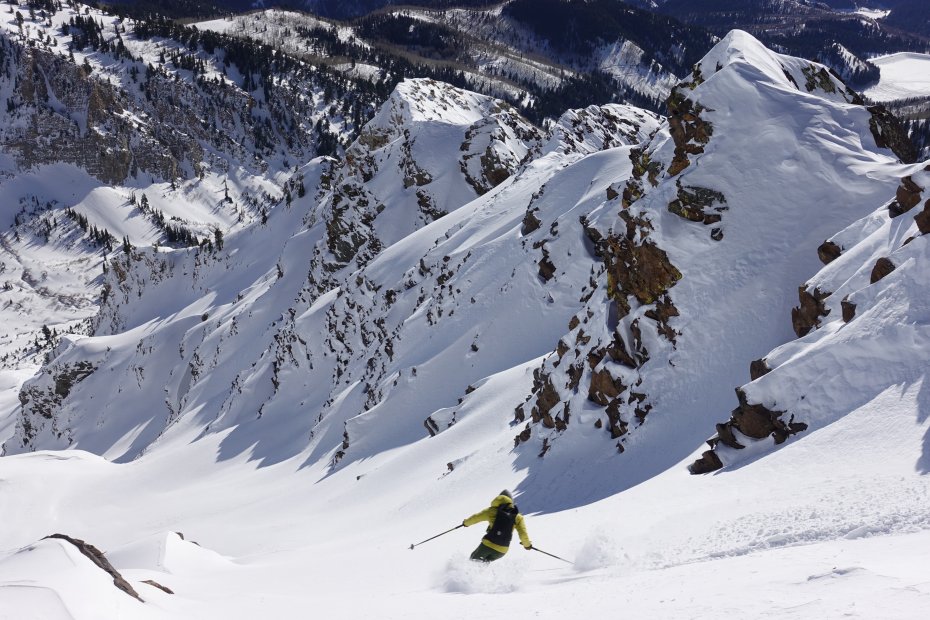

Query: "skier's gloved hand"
left=523, top=543, right=533, bottom=550
left=462, top=520, right=468, bottom=527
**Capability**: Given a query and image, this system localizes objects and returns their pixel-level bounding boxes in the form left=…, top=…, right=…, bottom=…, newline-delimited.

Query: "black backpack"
left=485, top=503, right=519, bottom=547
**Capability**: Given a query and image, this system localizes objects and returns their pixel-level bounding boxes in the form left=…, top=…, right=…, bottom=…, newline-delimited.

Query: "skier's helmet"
left=499, top=489, right=512, bottom=499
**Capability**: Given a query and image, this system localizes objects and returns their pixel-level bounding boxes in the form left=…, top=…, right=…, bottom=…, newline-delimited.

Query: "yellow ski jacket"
left=463, top=494, right=532, bottom=554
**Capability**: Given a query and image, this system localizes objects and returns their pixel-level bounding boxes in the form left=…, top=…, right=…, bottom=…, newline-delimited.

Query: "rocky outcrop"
left=817, top=240, right=842, bottom=264
left=667, top=184, right=728, bottom=230
left=311, top=79, right=541, bottom=292
left=1, top=42, right=189, bottom=184
left=749, top=358, right=771, bottom=381
left=689, top=388, right=808, bottom=474
left=688, top=449, right=723, bottom=474
left=544, top=104, right=660, bottom=158
left=870, top=257, right=895, bottom=284
left=791, top=286, right=830, bottom=337
left=621, top=147, right=663, bottom=209
left=602, top=212, right=683, bottom=317
left=141, top=580, right=174, bottom=595
left=516, top=208, right=681, bottom=456
left=841, top=296, right=856, bottom=323
left=9, top=360, right=97, bottom=451
left=45, top=534, right=142, bottom=602
left=888, top=176, right=923, bottom=217
left=666, top=76, right=713, bottom=177
left=915, top=201, right=930, bottom=235
left=867, top=105, right=919, bottom=164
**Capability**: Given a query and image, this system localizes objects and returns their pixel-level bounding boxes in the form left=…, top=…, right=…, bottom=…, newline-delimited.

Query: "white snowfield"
left=863, top=52, right=930, bottom=102
left=0, top=25, right=929, bottom=620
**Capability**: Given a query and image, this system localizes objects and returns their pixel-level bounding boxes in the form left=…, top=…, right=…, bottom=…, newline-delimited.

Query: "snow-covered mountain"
left=3, top=23, right=919, bottom=476
left=194, top=3, right=716, bottom=116
left=1, top=9, right=929, bottom=618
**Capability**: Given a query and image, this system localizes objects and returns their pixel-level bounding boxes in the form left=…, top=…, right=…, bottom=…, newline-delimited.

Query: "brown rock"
left=142, top=580, right=174, bottom=595
left=916, top=201, right=930, bottom=234
left=521, top=209, right=541, bottom=235
left=749, top=358, right=770, bottom=381
left=870, top=257, right=895, bottom=284
left=731, top=402, right=782, bottom=438
left=817, top=240, right=842, bottom=265
left=791, top=286, right=831, bottom=337
left=841, top=297, right=856, bottom=323
left=889, top=176, right=923, bottom=217
left=688, top=450, right=723, bottom=474
left=605, top=332, right=637, bottom=368
left=588, top=368, right=625, bottom=406
left=602, top=228, right=682, bottom=310
left=715, top=422, right=745, bottom=449
left=45, top=534, right=143, bottom=601
left=665, top=89, right=714, bottom=177
left=643, top=294, right=680, bottom=344
left=538, top=251, right=556, bottom=281
left=532, top=376, right=561, bottom=420
left=567, top=362, right=584, bottom=391
left=605, top=400, right=628, bottom=438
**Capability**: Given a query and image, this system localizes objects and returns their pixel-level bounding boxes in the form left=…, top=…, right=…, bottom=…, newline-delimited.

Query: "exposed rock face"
left=517, top=206, right=681, bottom=455
left=791, top=286, right=831, bottom=337
left=689, top=389, right=808, bottom=474
left=588, top=367, right=625, bottom=406
left=667, top=184, right=728, bottom=227
left=622, top=147, right=663, bottom=209
left=817, top=240, right=842, bottom=264
left=867, top=105, right=919, bottom=164
left=688, top=449, right=723, bottom=474
left=841, top=297, right=856, bottom=323
left=888, top=176, right=924, bottom=217
left=1, top=40, right=190, bottom=184
left=141, top=580, right=174, bottom=594
left=870, top=257, right=895, bottom=284
left=915, top=200, right=930, bottom=235
left=45, top=534, right=143, bottom=602
left=9, top=360, right=97, bottom=452
left=602, top=212, right=683, bottom=316
left=802, top=65, right=839, bottom=94
left=749, top=358, right=770, bottom=381
left=666, top=83, right=714, bottom=177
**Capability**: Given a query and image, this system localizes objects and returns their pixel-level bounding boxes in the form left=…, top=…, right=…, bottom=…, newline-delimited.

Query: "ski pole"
left=531, top=545, right=574, bottom=565
left=409, top=524, right=464, bottom=550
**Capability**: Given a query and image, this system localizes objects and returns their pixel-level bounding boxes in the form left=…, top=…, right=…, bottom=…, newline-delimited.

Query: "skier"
left=462, top=489, right=532, bottom=562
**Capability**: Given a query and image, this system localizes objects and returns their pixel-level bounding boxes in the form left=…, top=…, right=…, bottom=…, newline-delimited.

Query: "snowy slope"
left=4, top=29, right=912, bottom=479
left=863, top=52, right=930, bottom=102
left=697, top=163, right=930, bottom=471
left=1, top=28, right=929, bottom=620
left=0, top=1, right=373, bottom=404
